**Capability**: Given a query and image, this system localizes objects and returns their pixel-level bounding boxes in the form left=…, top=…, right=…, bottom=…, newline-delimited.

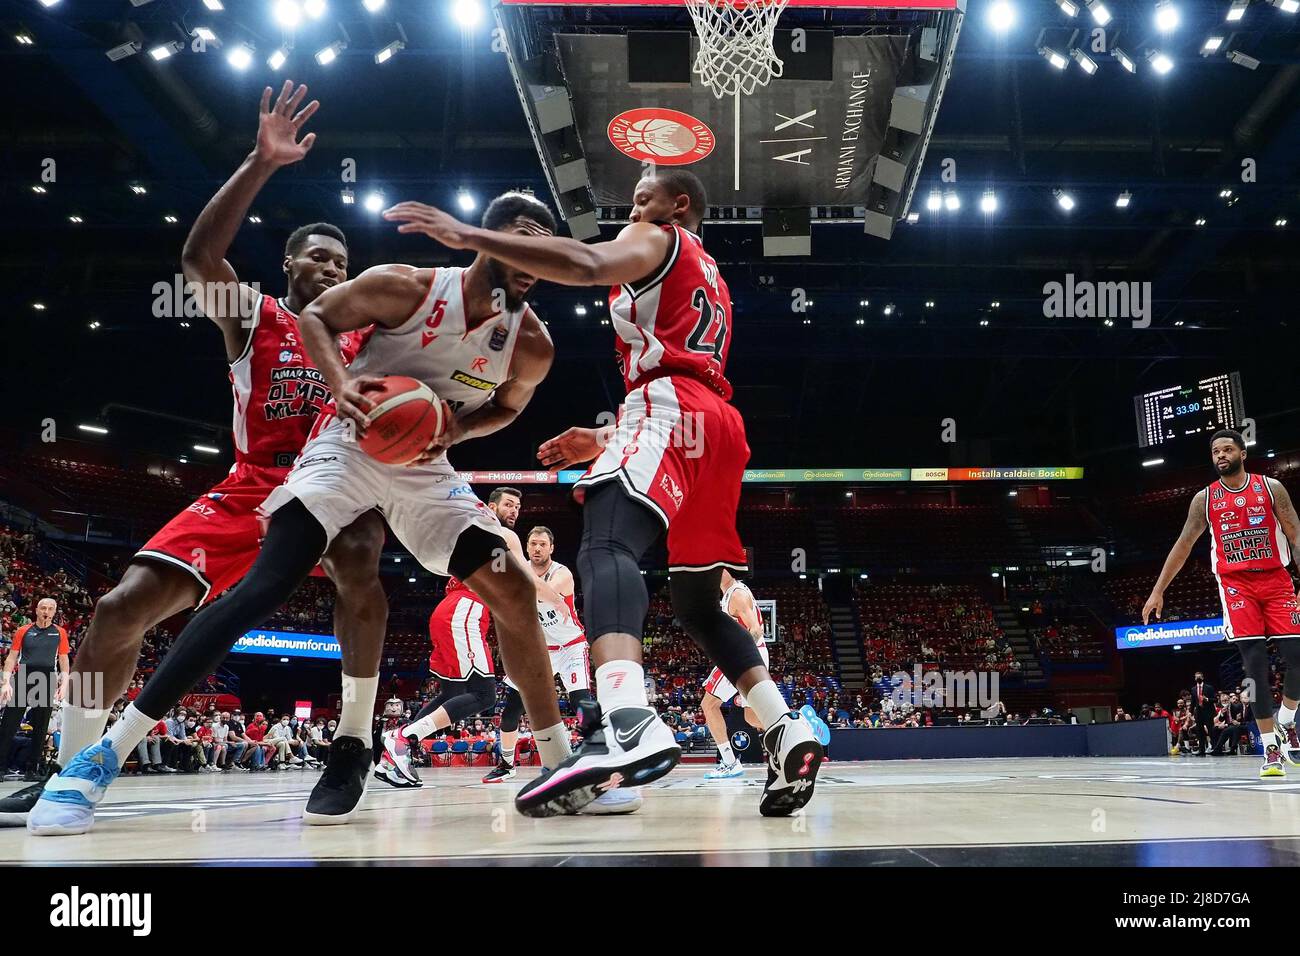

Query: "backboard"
left=494, top=0, right=966, bottom=252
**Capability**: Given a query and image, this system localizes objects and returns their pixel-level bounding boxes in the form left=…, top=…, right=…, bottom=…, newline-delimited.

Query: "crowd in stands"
left=857, top=583, right=1021, bottom=676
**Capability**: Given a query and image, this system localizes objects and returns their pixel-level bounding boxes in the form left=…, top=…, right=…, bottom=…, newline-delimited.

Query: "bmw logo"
left=730, top=730, right=751, bottom=752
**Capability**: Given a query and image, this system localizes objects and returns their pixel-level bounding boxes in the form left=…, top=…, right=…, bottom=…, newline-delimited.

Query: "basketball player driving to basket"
left=29, top=191, right=577, bottom=834
left=384, top=169, right=824, bottom=818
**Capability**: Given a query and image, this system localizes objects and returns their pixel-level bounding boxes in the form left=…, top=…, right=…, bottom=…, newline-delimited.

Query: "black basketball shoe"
left=0, top=764, right=58, bottom=827
left=515, top=701, right=680, bottom=818
left=303, top=736, right=372, bottom=826
left=758, top=711, right=824, bottom=817
left=481, top=760, right=516, bottom=783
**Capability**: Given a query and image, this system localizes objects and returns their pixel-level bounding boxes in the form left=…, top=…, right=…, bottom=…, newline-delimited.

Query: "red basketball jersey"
left=230, top=295, right=368, bottom=468
left=444, top=575, right=479, bottom=599
left=1205, top=473, right=1291, bottom=574
left=609, top=224, right=734, bottom=400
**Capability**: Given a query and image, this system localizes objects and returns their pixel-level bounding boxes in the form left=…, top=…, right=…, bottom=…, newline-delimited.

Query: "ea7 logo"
left=50, top=886, right=152, bottom=936
left=186, top=502, right=216, bottom=518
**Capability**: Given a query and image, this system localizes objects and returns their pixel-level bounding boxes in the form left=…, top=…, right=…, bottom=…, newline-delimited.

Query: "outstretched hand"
left=255, top=80, right=320, bottom=167
left=383, top=202, right=478, bottom=250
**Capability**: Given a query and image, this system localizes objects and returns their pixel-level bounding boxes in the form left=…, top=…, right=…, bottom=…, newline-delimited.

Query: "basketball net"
left=686, top=0, right=792, bottom=99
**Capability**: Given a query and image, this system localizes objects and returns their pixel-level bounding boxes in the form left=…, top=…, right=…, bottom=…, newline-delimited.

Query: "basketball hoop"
left=685, top=0, right=792, bottom=99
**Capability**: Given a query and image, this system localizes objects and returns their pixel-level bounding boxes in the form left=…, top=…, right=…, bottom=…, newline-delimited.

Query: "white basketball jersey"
left=536, top=561, right=585, bottom=650
left=348, top=266, right=526, bottom=419
left=722, top=580, right=765, bottom=650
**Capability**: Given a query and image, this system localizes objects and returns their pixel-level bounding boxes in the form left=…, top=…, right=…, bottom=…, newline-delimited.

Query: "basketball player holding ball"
left=384, top=169, right=823, bottom=818
left=1143, top=429, right=1300, bottom=779
left=30, top=191, right=575, bottom=833
left=8, top=82, right=388, bottom=829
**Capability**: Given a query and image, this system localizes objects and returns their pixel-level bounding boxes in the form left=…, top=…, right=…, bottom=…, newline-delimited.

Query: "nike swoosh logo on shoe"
left=614, top=714, right=657, bottom=747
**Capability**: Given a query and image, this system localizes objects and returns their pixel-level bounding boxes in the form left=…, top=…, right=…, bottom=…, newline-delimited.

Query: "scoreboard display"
left=1134, top=372, right=1244, bottom=449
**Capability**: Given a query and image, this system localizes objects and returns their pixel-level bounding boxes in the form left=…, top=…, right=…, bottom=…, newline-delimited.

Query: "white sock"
left=337, top=674, right=378, bottom=743
left=1278, top=703, right=1297, bottom=728
left=533, top=722, right=571, bottom=769
left=745, top=680, right=791, bottom=731
left=402, top=711, right=443, bottom=742
left=104, top=704, right=163, bottom=766
left=57, top=704, right=110, bottom=766
left=501, top=746, right=515, bottom=766
left=595, top=660, right=647, bottom=712
left=716, top=738, right=736, bottom=764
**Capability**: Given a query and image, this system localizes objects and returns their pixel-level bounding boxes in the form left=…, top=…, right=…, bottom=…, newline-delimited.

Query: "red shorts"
left=428, top=591, right=494, bottom=680
left=574, top=375, right=749, bottom=572
left=136, top=463, right=290, bottom=605
left=1216, top=568, right=1300, bottom=641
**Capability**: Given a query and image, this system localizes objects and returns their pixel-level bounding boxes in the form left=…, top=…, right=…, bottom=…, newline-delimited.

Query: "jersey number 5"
left=686, top=288, right=728, bottom=362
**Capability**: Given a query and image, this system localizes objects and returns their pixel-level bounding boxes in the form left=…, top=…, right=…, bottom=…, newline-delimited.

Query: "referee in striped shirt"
left=0, top=598, right=70, bottom=781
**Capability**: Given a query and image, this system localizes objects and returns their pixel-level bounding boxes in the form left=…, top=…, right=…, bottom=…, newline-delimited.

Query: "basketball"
left=624, top=118, right=698, bottom=158
left=356, top=376, right=446, bottom=465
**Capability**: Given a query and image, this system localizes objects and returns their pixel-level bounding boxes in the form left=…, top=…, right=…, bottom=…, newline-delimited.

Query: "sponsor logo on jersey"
left=1221, top=524, right=1233, bottom=532
left=451, top=369, right=497, bottom=391
left=1227, top=587, right=1239, bottom=596
left=659, top=472, right=684, bottom=510
left=297, top=455, right=338, bottom=469
left=1220, top=511, right=1238, bottom=520
left=1212, top=500, right=1228, bottom=511
left=186, top=502, right=216, bottom=519
left=489, top=326, right=508, bottom=351
left=278, top=350, right=293, bottom=362
left=607, top=107, right=716, bottom=166
left=1235, top=496, right=1247, bottom=507
left=1250, top=516, right=1266, bottom=526
left=206, top=493, right=224, bottom=500
left=1248, top=506, right=1266, bottom=516
left=447, top=485, right=475, bottom=499
left=1253, top=481, right=1263, bottom=492
left=1229, top=601, right=1246, bottom=610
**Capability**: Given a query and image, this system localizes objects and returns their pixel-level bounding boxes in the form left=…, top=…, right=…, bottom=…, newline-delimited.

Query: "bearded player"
left=385, top=169, right=823, bottom=818
left=30, top=191, right=575, bottom=834
left=701, top=570, right=767, bottom=779
left=1143, top=429, right=1300, bottom=778
left=3, top=82, right=387, bottom=828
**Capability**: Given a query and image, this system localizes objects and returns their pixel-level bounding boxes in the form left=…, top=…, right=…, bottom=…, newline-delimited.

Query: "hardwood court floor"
left=4, top=756, right=1300, bottom=866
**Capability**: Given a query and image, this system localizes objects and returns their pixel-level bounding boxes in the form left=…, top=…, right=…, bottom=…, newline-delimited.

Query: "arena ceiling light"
left=1270, top=0, right=1299, bottom=13
left=1147, top=50, right=1174, bottom=74
left=88, top=321, right=102, bottom=330
left=1038, top=46, right=1069, bottom=69
left=248, top=214, right=262, bottom=223
left=1201, top=35, right=1224, bottom=54
left=163, top=214, right=179, bottom=223
left=1277, top=218, right=1289, bottom=227
left=1141, top=458, right=1164, bottom=467
left=32, top=302, right=47, bottom=311
left=1219, top=188, right=1233, bottom=198
left=105, top=40, right=142, bottom=61
left=315, top=40, right=345, bottom=64
left=303, top=0, right=327, bottom=18
left=453, top=0, right=484, bottom=28
left=363, top=191, right=385, bottom=212
left=375, top=39, right=403, bottom=63
left=1154, top=0, right=1180, bottom=32
left=68, top=214, right=82, bottom=223
left=340, top=187, right=355, bottom=205
left=1227, top=0, right=1249, bottom=18
left=943, top=190, right=961, bottom=211
left=268, top=47, right=288, bottom=69
left=987, top=0, right=1016, bottom=32
left=226, top=43, right=253, bottom=70
left=1056, top=0, right=1079, bottom=15
left=15, top=32, right=34, bottom=45
left=273, top=0, right=303, bottom=28
left=1054, top=189, right=1075, bottom=211
left=905, top=211, right=920, bottom=223
left=980, top=189, right=998, bottom=213
left=202, top=0, right=224, bottom=9
left=79, top=424, right=109, bottom=435
left=193, top=444, right=220, bottom=454
left=37, top=0, right=60, bottom=6
left=1070, top=48, right=1098, bottom=73
left=1112, top=47, right=1136, bottom=72
left=363, top=0, right=386, bottom=10
left=149, top=40, right=184, bottom=60
left=575, top=305, right=587, bottom=316
left=926, top=189, right=942, bottom=211
left=1115, top=190, right=1132, bottom=208
left=456, top=189, right=477, bottom=213
left=883, top=303, right=895, bottom=316
left=1228, top=49, right=1260, bottom=68
left=1085, top=0, right=1111, bottom=25
left=31, top=184, right=46, bottom=194
left=1195, top=217, right=1206, bottom=226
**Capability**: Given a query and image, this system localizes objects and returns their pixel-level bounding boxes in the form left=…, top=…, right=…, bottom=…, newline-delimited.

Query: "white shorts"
left=505, top=641, right=591, bottom=694
left=260, top=418, right=505, bottom=577
left=703, top=645, right=770, bottom=707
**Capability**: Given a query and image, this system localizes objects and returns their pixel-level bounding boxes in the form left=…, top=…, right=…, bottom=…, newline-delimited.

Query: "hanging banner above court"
left=557, top=34, right=908, bottom=207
